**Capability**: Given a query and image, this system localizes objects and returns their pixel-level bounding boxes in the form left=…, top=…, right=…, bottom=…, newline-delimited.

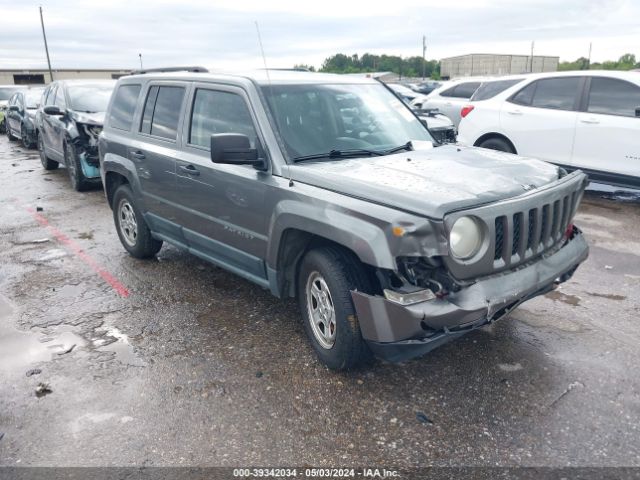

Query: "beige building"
left=440, top=54, right=559, bottom=79
left=0, top=68, right=132, bottom=85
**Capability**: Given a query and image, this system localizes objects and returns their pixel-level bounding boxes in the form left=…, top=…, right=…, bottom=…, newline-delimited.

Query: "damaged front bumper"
left=351, top=229, right=589, bottom=362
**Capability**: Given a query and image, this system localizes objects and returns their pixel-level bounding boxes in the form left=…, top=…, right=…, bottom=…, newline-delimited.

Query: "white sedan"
left=457, top=70, right=640, bottom=189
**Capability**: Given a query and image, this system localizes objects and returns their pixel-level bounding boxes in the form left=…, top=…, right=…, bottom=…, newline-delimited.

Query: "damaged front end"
left=352, top=171, right=590, bottom=362
left=69, top=116, right=103, bottom=178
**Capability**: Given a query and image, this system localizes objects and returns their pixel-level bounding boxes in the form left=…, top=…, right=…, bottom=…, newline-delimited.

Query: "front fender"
left=266, top=199, right=397, bottom=270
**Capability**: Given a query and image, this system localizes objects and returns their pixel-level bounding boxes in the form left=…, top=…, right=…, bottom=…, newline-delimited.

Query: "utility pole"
left=39, top=6, right=54, bottom=82
left=139, top=53, right=143, bottom=70
left=530, top=41, right=535, bottom=73
left=587, top=42, right=592, bottom=69
left=422, top=35, right=427, bottom=80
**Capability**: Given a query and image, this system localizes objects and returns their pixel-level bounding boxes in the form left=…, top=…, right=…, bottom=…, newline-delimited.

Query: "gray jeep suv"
left=99, top=68, right=589, bottom=370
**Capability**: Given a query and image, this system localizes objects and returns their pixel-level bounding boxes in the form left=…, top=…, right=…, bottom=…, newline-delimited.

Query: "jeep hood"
left=288, top=145, right=561, bottom=218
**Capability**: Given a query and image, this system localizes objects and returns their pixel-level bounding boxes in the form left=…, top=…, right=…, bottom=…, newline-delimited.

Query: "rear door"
left=174, top=83, right=269, bottom=283
left=500, top=77, right=582, bottom=165
left=6, top=94, right=18, bottom=135
left=572, top=76, right=640, bottom=180
left=133, top=82, right=187, bottom=241
left=40, top=84, right=59, bottom=157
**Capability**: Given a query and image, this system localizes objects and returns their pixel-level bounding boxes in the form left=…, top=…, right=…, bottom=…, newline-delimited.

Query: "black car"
left=5, top=87, right=45, bottom=148
left=36, top=80, right=116, bottom=191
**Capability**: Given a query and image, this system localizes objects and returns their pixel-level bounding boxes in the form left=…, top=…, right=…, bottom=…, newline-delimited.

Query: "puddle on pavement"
left=95, top=321, right=145, bottom=367
left=0, top=295, right=86, bottom=374
left=545, top=290, right=581, bottom=306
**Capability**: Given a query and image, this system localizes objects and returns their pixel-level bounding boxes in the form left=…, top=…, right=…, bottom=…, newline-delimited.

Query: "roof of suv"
left=122, top=70, right=379, bottom=86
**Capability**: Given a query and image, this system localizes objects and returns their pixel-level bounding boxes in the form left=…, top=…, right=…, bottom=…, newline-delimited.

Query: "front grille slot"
left=494, top=216, right=505, bottom=260
left=512, top=212, right=523, bottom=256
left=527, top=209, right=536, bottom=250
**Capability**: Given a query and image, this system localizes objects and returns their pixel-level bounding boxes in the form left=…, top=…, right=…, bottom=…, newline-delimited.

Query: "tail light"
left=461, top=105, right=474, bottom=118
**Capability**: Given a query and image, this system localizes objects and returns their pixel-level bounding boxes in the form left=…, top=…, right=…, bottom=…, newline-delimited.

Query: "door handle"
left=130, top=151, right=146, bottom=160
left=506, top=109, right=523, bottom=115
left=179, top=164, right=200, bottom=176
left=580, top=117, right=600, bottom=124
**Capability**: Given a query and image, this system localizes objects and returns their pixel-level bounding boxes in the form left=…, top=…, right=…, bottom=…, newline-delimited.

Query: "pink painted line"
left=26, top=207, right=130, bottom=297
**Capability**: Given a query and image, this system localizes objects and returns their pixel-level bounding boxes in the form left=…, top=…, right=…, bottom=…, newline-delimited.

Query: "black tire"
left=64, top=141, right=94, bottom=191
left=297, top=246, right=373, bottom=370
left=478, top=136, right=515, bottom=154
left=0, top=118, right=5, bottom=134
left=21, top=124, right=35, bottom=149
left=38, top=133, right=59, bottom=170
left=6, top=122, right=17, bottom=141
left=112, top=183, right=162, bottom=259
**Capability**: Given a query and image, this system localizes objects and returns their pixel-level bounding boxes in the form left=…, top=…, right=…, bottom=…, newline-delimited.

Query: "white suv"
left=457, top=71, right=640, bottom=189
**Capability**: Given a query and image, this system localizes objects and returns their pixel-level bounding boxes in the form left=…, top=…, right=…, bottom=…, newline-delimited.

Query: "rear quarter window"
left=471, top=79, right=522, bottom=101
left=108, top=84, right=142, bottom=131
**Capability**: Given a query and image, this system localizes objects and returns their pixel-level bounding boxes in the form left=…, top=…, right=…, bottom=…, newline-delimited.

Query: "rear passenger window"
left=140, top=85, right=185, bottom=140
left=109, top=84, right=141, bottom=131
left=587, top=77, right=640, bottom=117
left=530, top=78, right=580, bottom=111
left=189, top=89, right=258, bottom=149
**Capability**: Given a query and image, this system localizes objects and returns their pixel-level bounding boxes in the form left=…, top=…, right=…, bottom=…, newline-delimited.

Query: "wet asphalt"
left=0, top=135, right=639, bottom=468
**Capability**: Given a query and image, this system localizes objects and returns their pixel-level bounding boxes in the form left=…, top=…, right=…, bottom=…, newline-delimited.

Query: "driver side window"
left=189, top=89, right=258, bottom=149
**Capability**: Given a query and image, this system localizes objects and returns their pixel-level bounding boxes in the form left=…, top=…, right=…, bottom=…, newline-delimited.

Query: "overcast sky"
left=1, top=0, right=638, bottom=71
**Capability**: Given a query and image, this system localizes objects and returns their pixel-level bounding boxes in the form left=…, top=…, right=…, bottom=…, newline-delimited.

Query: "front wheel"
left=112, top=184, right=163, bottom=259
left=21, top=124, right=35, bottom=149
left=65, top=142, right=94, bottom=191
left=297, top=246, right=373, bottom=370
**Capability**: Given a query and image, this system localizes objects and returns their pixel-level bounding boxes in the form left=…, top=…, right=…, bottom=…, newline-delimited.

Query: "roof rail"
left=131, top=66, right=209, bottom=75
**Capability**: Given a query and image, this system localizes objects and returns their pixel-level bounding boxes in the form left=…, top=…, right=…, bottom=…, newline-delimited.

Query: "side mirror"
left=43, top=105, right=64, bottom=116
left=9, top=105, right=19, bottom=112
left=635, top=106, right=640, bottom=117
left=210, top=133, right=266, bottom=169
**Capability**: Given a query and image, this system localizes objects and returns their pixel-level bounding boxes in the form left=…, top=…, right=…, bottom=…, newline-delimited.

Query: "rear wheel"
left=297, top=246, right=373, bottom=370
left=478, top=136, right=515, bottom=154
left=112, top=183, right=163, bottom=259
left=38, top=133, right=59, bottom=170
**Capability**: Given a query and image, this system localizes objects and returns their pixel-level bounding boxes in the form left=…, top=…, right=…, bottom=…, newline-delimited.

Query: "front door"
left=572, top=76, right=640, bottom=180
left=174, top=84, right=269, bottom=283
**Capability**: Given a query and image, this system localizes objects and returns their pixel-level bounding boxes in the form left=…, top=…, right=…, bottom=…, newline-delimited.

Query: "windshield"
left=0, top=88, right=22, bottom=101
left=68, top=83, right=115, bottom=112
left=261, top=83, right=433, bottom=162
left=25, top=89, right=44, bottom=109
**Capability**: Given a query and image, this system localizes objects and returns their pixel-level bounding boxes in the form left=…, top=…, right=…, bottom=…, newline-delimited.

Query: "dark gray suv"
left=99, top=68, right=589, bottom=370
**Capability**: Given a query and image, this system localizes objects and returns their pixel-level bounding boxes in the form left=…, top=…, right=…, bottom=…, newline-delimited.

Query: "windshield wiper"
left=383, top=141, right=413, bottom=154
left=292, top=148, right=385, bottom=163
left=292, top=142, right=414, bottom=163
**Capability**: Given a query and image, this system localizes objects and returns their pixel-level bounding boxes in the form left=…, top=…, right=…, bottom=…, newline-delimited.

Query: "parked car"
left=100, top=68, right=589, bottom=370
left=386, top=82, right=419, bottom=103
left=457, top=71, right=640, bottom=189
left=410, top=80, right=442, bottom=95
left=410, top=78, right=488, bottom=127
left=415, top=108, right=457, bottom=144
left=36, top=80, right=116, bottom=191
left=0, top=85, right=28, bottom=134
left=5, top=87, right=45, bottom=148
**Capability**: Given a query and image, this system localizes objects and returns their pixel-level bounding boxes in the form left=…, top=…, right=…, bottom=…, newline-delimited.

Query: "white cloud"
left=0, top=0, right=638, bottom=71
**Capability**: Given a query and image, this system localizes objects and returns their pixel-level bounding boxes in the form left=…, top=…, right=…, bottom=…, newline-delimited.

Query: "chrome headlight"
left=449, top=216, right=482, bottom=259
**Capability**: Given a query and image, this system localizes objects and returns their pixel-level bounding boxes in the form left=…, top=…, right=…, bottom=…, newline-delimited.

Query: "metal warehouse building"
left=440, top=54, right=559, bottom=79
left=0, top=69, right=131, bottom=85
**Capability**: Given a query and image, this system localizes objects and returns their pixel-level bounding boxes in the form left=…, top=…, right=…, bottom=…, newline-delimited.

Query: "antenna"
left=255, top=21, right=293, bottom=187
